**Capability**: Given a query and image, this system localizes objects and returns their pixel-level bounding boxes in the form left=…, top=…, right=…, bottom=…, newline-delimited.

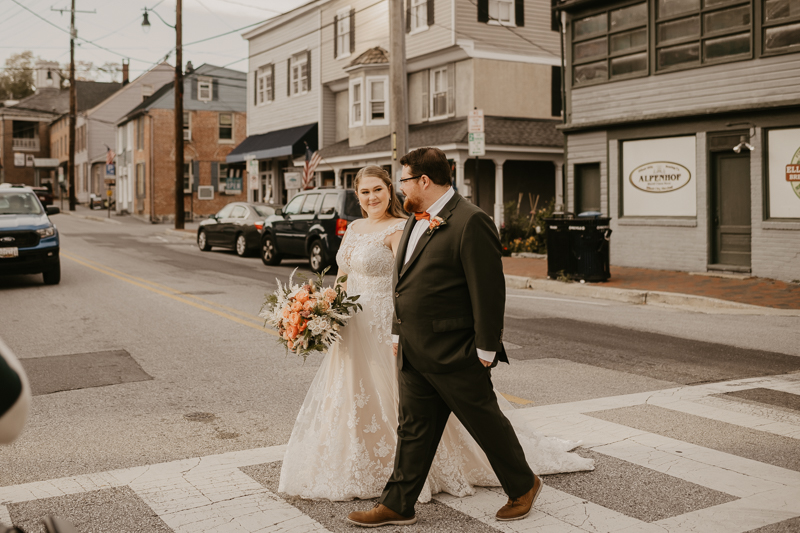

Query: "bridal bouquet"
left=259, top=267, right=361, bottom=359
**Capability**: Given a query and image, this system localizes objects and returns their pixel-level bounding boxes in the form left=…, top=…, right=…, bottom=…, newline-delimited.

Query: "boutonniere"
left=426, top=216, right=446, bottom=235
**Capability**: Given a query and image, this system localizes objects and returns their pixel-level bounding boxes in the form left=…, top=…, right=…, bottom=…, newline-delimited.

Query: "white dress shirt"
left=393, top=187, right=495, bottom=363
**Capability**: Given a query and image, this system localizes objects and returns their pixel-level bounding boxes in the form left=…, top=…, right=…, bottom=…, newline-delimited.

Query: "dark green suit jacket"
left=392, top=192, right=507, bottom=374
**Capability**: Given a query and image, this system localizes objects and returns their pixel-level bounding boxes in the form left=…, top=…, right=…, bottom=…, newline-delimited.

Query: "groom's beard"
left=403, top=196, right=421, bottom=213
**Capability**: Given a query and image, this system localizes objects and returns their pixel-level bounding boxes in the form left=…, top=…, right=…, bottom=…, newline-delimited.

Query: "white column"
left=493, top=158, right=505, bottom=229
left=454, top=158, right=468, bottom=199
left=555, top=161, right=564, bottom=211
left=334, top=168, right=342, bottom=189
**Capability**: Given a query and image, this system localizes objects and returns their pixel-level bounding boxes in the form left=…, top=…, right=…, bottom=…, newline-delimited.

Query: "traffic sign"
left=468, top=109, right=484, bottom=133
left=468, top=132, right=485, bottom=156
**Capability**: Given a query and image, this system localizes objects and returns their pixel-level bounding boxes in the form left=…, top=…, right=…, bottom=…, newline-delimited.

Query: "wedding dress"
left=278, top=219, right=593, bottom=501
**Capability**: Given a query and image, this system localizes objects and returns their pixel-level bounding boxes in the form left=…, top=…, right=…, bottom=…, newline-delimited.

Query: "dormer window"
left=198, top=78, right=213, bottom=102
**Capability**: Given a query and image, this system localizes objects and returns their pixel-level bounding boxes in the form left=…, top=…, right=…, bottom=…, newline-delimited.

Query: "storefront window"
left=656, top=0, right=752, bottom=71
left=572, top=2, right=648, bottom=86
left=763, top=0, right=800, bottom=53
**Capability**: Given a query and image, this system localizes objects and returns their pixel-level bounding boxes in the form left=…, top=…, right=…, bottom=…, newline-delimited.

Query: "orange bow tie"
left=415, top=212, right=431, bottom=221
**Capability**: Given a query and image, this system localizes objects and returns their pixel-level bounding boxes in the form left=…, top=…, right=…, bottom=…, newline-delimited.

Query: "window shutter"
left=192, top=161, right=200, bottom=191
left=515, top=0, right=524, bottom=27
left=287, top=59, right=292, bottom=96
left=270, top=64, right=275, bottom=100
left=211, top=162, right=219, bottom=189
left=191, top=77, right=198, bottom=100
left=334, top=15, right=338, bottom=58
left=406, top=0, right=411, bottom=32
left=306, top=50, right=311, bottom=89
left=349, top=9, right=355, bottom=54
left=477, top=0, right=489, bottom=22
left=253, top=71, right=258, bottom=105
left=212, top=79, right=219, bottom=100
left=551, top=0, right=559, bottom=31
left=551, top=65, right=562, bottom=117
left=427, top=0, right=434, bottom=26
left=446, top=64, right=455, bottom=116
left=421, top=69, right=429, bottom=120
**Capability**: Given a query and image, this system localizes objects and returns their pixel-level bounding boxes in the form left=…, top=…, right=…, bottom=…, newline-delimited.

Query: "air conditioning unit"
left=197, top=185, right=214, bottom=200
left=183, top=130, right=191, bottom=141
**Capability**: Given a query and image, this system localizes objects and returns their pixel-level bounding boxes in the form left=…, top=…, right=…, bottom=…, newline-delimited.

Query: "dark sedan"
left=197, top=202, right=281, bottom=257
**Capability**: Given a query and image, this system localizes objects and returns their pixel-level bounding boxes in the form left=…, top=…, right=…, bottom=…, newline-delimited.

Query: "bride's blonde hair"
left=354, top=166, right=407, bottom=219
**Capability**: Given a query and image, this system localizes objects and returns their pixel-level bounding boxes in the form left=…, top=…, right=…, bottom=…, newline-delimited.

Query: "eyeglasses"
left=399, top=175, right=423, bottom=183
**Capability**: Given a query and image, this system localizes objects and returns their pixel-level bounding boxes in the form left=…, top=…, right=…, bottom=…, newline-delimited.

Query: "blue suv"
left=0, top=184, right=61, bottom=285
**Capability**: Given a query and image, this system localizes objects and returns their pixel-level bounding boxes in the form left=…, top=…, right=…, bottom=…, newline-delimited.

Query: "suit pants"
left=378, top=356, right=535, bottom=517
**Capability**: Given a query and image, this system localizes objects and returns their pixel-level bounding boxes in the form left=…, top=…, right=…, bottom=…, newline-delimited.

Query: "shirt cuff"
left=392, top=335, right=399, bottom=344
left=477, top=349, right=495, bottom=362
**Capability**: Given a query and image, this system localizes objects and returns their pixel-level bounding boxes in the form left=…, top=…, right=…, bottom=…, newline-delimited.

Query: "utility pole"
left=174, top=0, right=185, bottom=229
left=52, top=2, right=95, bottom=212
left=389, top=0, right=408, bottom=182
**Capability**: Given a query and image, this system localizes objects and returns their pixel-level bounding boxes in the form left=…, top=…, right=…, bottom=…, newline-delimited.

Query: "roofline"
left=552, top=0, right=605, bottom=12
left=242, top=0, right=328, bottom=41
left=84, top=62, right=173, bottom=117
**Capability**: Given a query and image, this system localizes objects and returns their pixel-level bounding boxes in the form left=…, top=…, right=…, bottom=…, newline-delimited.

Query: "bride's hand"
left=392, top=343, right=398, bottom=357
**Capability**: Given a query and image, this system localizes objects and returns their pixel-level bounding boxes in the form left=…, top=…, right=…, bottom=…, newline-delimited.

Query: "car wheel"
left=197, top=230, right=211, bottom=251
left=235, top=233, right=249, bottom=257
left=308, top=240, right=329, bottom=273
left=43, top=262, right=61, bottom=285
left=261, top=235, right=281, bottom=265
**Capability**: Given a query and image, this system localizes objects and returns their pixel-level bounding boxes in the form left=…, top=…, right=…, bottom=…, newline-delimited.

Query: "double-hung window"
left=655, top=0, right=752, bottom=71
left=430, top=67, right=448, bottom=118
left=410, top=0, right=428, bottom=32
left=219, top=113, right=233, bottom=141
left=367, top=77, right=388, bottom=124
left=572, top=2, right=648, bottom=86
left=489, top=0, right=514, bottom=24
left=290, top=52, right=309, bottom=96
left=335, top=7, right=352, bottom=58
left=257, top=65, right=273, bottom=104
left=350, top=79, right=363, bottom=126
left=198, top=77, right=212, bottom=101
left=183, top=112, right=191, bottom=142
left=763, top=0, right=800, bottom=54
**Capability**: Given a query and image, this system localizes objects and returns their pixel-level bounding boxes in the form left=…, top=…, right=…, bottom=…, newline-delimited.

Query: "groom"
left=347, top=147, right=541, bottom=527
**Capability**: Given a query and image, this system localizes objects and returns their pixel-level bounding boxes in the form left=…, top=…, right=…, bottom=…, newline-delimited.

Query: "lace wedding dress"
left=278, top=219, right=593, bottom=501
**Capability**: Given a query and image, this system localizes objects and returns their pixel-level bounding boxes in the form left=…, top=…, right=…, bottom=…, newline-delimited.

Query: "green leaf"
left=337, top=275, right=348, bottom=284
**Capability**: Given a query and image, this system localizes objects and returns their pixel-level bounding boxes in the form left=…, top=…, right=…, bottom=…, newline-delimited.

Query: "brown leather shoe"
left=346, top=503, right=418, bottom=527
left=495, top=474, right=543, bottom=521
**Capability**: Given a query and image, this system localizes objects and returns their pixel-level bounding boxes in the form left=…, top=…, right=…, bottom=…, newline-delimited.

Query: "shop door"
left=711, top=152, right=751, bottom=268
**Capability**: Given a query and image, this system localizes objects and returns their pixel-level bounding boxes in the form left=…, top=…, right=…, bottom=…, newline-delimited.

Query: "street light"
left=142, top=2, right=185, bottom=230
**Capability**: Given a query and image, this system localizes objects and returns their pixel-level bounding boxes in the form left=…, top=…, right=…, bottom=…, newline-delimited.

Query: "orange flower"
left=287, top=340, right=294, bottom=350
left=287, top=325, right=299, bottom=339
left=323, top=288, right=337, bottom=302
left=303, top=300, right=315, bottom=312
left=289, top=312, right=301, bottom=325
left=281, top=306, right=291, bottom=319
left=291, top=301, right=304, bottom=312
left=318, top=300, right=330, bottom=312
left=299, top=320, right=308, bottom=332
left=295, top=290, right=309, bottom=304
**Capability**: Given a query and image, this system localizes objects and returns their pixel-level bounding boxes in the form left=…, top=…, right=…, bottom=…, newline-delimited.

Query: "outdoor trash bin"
left=544, top=214, right=574, bottom=279
left=569, top=215, right=612, bottom=282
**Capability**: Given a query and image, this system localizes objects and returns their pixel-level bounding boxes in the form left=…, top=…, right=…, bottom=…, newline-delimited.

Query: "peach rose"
left=317, top=300, right=330, bottom=312
left=288, top=312, right=301, bottom=325
left=287, top=340, right=294, bottom=350
left=291, top=301, right=304, bottom=312
left=323, top=288, right=337, bottom=302
left=295, top=290, right=309, bottom=304
left=287, top=325, right=299, bottom=339
left=281, top=306, right=291, bottom=319
left=303, top=300, right=315, bottom=312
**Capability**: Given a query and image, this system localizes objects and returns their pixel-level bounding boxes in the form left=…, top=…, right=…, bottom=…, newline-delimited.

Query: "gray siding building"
left=555, top=0, right=800, bottom=282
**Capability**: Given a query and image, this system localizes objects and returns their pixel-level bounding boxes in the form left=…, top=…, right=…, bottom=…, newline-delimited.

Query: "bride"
left=278, top=165, right=593, bottom=502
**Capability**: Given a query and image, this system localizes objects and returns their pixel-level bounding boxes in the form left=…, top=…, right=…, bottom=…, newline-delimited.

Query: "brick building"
left=116, top=64, right=247, bottom=222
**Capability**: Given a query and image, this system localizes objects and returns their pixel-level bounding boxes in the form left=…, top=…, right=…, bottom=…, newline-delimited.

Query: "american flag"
left=106, top=148, right=116, bottom=165
left=302, top=143, right=321, bottom=190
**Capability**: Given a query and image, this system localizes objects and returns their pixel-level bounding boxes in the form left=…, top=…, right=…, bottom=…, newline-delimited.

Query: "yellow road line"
left=62, top=251, right=264, bottom=324
left=499, top=392, right=534, bottom=406
left=61, top=252, right=277, bottom=336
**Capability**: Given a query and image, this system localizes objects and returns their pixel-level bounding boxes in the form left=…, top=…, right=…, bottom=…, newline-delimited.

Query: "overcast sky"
left=0, top=0, right=309, bottom=82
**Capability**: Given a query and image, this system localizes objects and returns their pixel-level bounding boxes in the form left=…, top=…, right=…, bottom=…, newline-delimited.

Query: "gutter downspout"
left=150, top=113, right=155, bottom=223
left=559, top=8, right=568, bottom=211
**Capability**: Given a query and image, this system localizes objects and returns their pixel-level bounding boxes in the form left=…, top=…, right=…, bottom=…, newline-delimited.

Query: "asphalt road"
left=1, top=213, right=799, bottom=532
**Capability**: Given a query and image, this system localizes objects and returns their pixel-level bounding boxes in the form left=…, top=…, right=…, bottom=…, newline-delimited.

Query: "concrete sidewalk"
left=503, top=257, right=800, bottom=312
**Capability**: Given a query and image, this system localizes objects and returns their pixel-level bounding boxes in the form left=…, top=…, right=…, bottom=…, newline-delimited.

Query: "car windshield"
left=252, top=205, right=274, bottom=217
left=0, top=191, right=43, bottom=215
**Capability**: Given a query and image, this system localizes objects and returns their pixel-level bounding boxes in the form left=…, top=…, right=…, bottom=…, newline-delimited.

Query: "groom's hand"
left=392, top=343, right=398, bottom=357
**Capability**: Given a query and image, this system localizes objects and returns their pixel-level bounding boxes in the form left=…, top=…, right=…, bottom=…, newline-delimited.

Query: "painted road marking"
left=61, top=252, right=276, bottom=336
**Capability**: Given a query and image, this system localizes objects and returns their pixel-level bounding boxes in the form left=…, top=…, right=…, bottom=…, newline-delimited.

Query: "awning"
left=226, top=123, right=318, bottom=164
left=33, top=158, right=60, bottom=168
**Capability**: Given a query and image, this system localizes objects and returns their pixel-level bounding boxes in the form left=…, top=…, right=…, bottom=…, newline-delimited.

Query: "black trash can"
left=544, top=214, right=574, bottom=279
left=568, top=215, right=612, bottom=282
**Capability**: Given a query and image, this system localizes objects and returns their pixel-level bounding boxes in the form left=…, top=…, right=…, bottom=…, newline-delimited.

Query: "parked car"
left=259, top=188, right=364, bottom=272
left=0, top=184, right=61, bottom=285
left=197, top=202, right=282, bottom=257
left=31, top=185, right=53, bottom=207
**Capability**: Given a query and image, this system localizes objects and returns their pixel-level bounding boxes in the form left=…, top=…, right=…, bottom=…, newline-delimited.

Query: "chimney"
left=185, top=61, right=194, bottom=74
left=122, top=59, right=129, bottom=85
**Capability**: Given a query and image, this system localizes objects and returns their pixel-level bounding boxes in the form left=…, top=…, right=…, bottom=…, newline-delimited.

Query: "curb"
left=505, top=275, right=800, bottom=316
left=60, top=211, right=122, bottom=225
left=166, top=228, right=196, bottom=240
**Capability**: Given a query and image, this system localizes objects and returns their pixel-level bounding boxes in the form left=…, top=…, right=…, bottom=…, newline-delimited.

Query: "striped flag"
left=106, top=148, right=116, bottom=165
left=302, top=144, right=321, bottom=190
